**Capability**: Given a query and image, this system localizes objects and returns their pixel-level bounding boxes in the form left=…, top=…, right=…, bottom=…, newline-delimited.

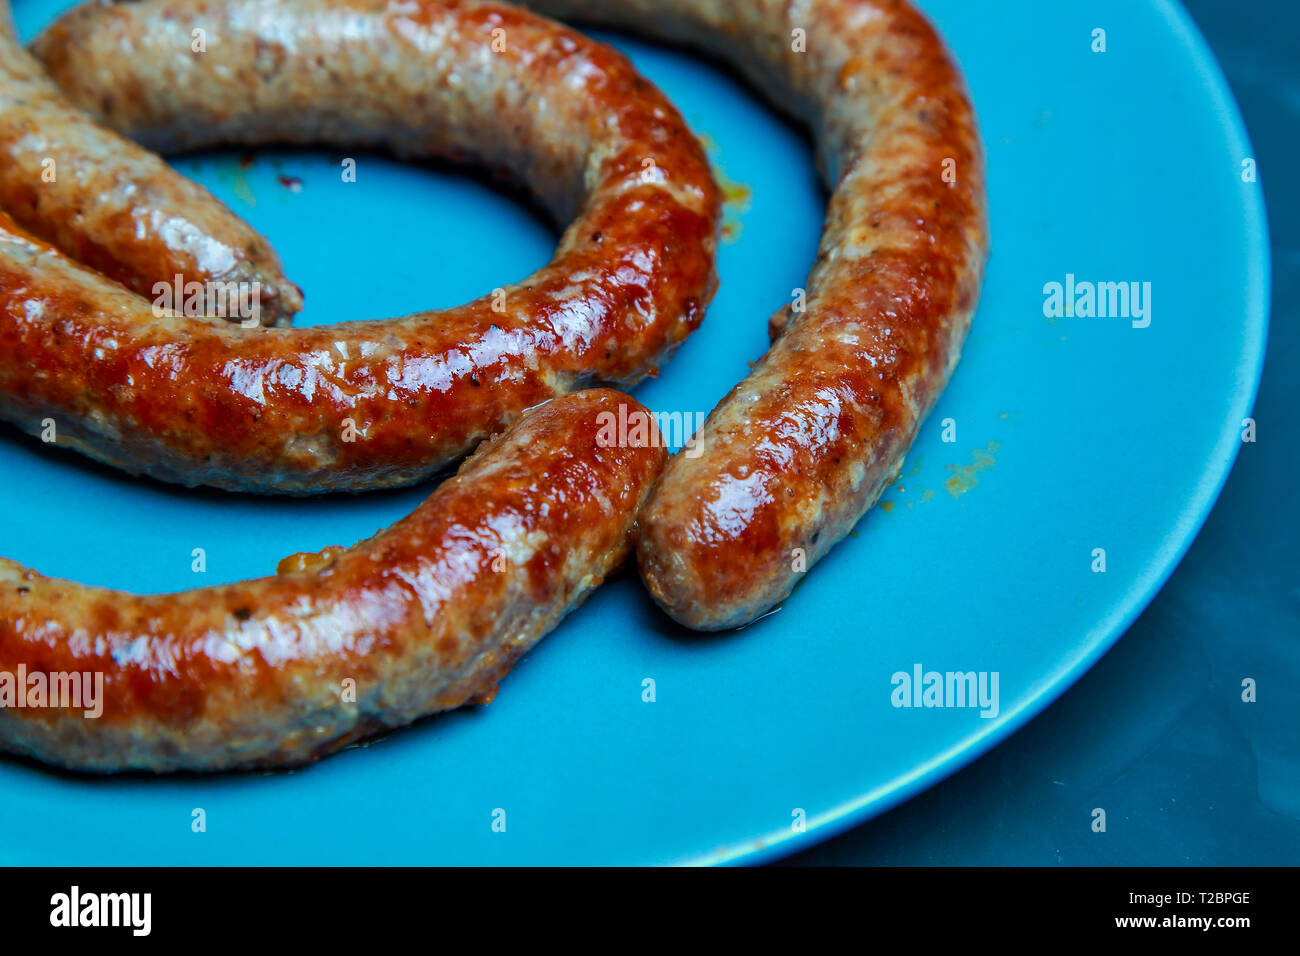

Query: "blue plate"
left=0, top=0, right=1267, bottom=865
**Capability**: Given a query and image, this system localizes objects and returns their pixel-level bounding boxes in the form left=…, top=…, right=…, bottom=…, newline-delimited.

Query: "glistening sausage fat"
left=0, top=389, right=665, bottom=772
left=14, top=0, right=719, bottom=493
left=527, top=0, right=990, bottom=630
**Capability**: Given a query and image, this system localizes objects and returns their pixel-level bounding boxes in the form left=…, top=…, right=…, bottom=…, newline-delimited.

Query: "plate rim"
left=0, top=0, right=1271, bottom=868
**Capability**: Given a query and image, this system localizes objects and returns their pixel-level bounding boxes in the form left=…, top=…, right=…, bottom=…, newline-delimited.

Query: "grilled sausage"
left=526, top=0, right=989, bottom=630
left=0, top=0, right=300, bottom=325
left=14, top=0, right=719, bottom=493
left=24, top=0, right=987, bottom=632
left=0, top=388, right=665, bottom=772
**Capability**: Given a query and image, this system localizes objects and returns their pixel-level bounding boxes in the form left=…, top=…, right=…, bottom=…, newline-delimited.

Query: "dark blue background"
left=789, top=0, right=1299, bottom=865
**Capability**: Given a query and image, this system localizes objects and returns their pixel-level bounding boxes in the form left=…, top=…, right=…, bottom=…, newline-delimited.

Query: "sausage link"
left=13, top=0, right=719, bottom=493
left=0, top=0, right=300, bottom=325
left=527, top=0, right=989, bottom=630
left=0, top=388, right=666, bottom=772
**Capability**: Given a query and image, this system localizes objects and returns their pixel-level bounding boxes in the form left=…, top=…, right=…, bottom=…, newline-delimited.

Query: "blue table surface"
left=788, top=0, right=1298, bottom=865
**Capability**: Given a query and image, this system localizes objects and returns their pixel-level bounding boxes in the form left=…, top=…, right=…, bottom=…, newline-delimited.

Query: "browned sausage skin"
left=13, top=0, right=719, bottom=493
left=0, top=389, right=666, bottom=773
left=527, top=0, right=990, bottom=630
left=0, top=0, right=300, bottom=325
left=21, top=0, right=985, bottom=635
